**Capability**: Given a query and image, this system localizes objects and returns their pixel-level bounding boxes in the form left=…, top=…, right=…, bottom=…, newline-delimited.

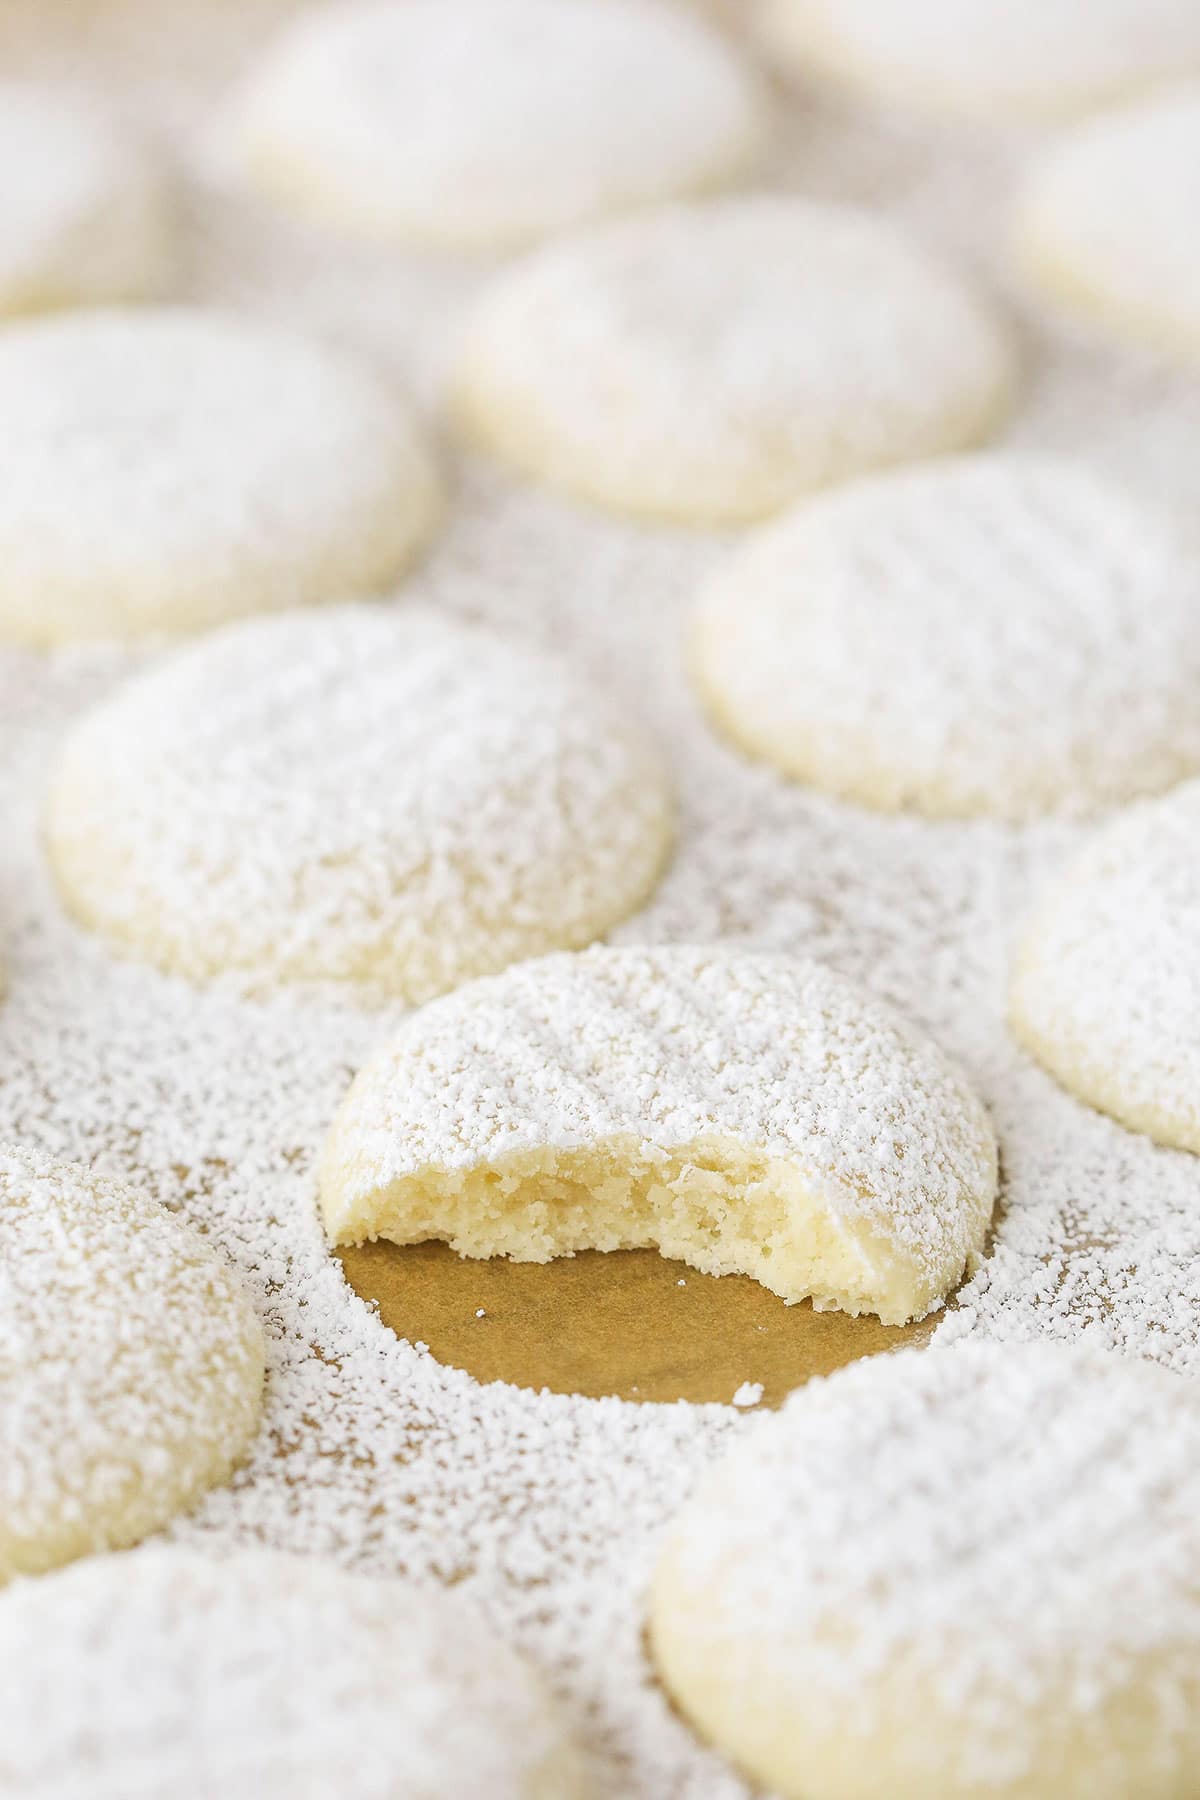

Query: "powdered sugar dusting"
left=0, top=1545, right=585, bottom=1798
left=1017, top=83, right=1200, bottom=358
left=319, top=942, right=997, bottom=1315
left=46, top=603, right=672, bottom=998
left=693, top=451, right=1200, bottom=818
left=654, top=1342, right=1200, bottom=1790
left=452, top=194, right=1017, bottom=522
left=0, top=80, right=172, bottom=313
left=0, top=307, right=440, bottom=644
left=0, top=1142, right=264, bottom=1581
left=758, top=0, right=1200, bottom=119
left=0, top=3, right=1199, bottom=1795
left=1011, top=779, right=1200, bottom=1150
left=230, top=0, right=767, bottom=249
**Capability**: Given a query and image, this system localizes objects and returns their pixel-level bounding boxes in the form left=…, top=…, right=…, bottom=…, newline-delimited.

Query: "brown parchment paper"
left=338, top=1242, right=938, bottom=1408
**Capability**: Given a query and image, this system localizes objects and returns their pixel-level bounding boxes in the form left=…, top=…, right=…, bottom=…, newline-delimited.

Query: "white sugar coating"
left=229, top=0, right=767, bottom=251
left=451, top=196, right=1017, bottom=525
left=0, top=84, right=173, bottom=314
left=319, top=945, right=998, bottom=1325
left=758, top=0, right=1200, bottom=120
left=46, top=605, right=674, bottom=999
left=692, top=451, right=1200, bottom=821
left=0, top=1545, right=586, bottom=1799
left=6, top=5, right=1200, bottom=1797
left=1011, top=779, right=1200, bottom=1153
left=651, top=1342, right=1200, bottom=1799
left=0, top=307, right=441, bottom=647
left=1017, top=85, right=1200, bottom=361
left=0, top=1143, right=264, bottom=1583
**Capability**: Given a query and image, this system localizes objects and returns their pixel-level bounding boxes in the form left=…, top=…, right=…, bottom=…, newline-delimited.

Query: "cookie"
left=1011, top=779, right=1200, bottom=1151
left=0, top=1143, right=263, bottom=1582
left=651, top=1341, right=1200, bottom=1799
left=691, top=453, right=1200, bottom=819
left=231, top=0, right=766, bottom=250
left=47, top=605, right=673, bottom=999
left=1017, top=85, right=1200, bottom=359
left=759, top=0, right=1200, bottom=120
left=0, top=83, right=172, bottom=314
left=452, top=196, right=1016, bottom=524
left=0, top=308, right=440, bottom=646
left=319, top=944, right=998, bottom=1326
left=0, top=1545, right=585, bottom=1798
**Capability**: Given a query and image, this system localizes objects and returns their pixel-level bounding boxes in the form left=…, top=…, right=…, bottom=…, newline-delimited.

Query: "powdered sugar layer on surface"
left=0, top=1545, right=584, bottom=1799
left=2, top=4, right=1200, bottom=1795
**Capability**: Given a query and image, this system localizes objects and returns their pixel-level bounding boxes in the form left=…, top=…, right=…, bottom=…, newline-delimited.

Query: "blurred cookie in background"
left=1017, top=84, right=1200, bottom=360
left=228, top=0, right=769, bottom=251
left=0, top=82, right=172, bottom=314
left=757, top=0, right=1200, bottom=122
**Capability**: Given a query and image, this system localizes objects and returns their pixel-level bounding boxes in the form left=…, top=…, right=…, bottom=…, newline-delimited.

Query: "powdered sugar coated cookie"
left=319, top=944, right=998, bottom=1326
left=651, top=1341, right=1200, bottom=1798
left=0, top=1546, right=585, bottom=1799
left=0, top=1143, right=264, bottom=1582
left=759, top=0, right=1200, bottom=120
left=452, top=197, right=1017, bottom=524
left=47, top=605, right=673, bottom=999
left=0, top=307, right=440, bottom=646
left=1011, top=779, right=1200, bottom=1152
left=231, top=0, right=767, bottom=250
left=692, top=452, right=1200, bottom=819
left=0, top=83, right=172, bottom=314
left=1017, top=84, right=1200, bottom=359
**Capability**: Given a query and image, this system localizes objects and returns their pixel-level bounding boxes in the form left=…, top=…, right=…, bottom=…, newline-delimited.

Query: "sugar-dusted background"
left=2, top=4, right=1199, bottom=1792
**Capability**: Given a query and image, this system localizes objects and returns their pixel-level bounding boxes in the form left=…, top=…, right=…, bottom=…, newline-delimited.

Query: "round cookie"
left=230, top=0, right=766, bottom=251
left=46, top=605, right=673, bottom=999
left=691, top=453, right=1200, bottom=820
left=0, top=84, right=172, bottom=314
left=0, top=307, right=440, bottom=647
left=319, top=944, right=998, bottom=1326
left=758, top=0, right=1200, bottom=121
left=0, top=1546, right=585, bottom=1799
left=1010, top=779, right=1200, bottom=1151
left=0, top=1142, right=264, bottom=1582
left=451, top=197, right=1017, bottom=524
left=651, top=1341, right=1200, bottom=1800
left=1016, top=85, right=1200, bottom=359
